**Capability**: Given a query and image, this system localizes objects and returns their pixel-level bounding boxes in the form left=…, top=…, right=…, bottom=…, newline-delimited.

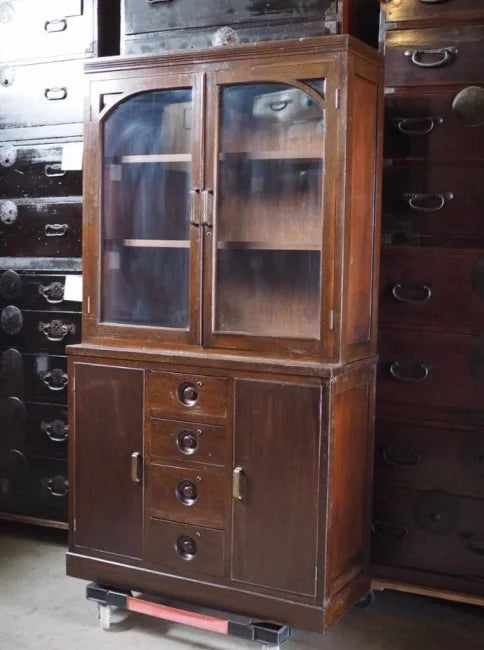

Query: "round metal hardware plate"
left=178, top=382, right=199, bottom=407
left=0, top=65, right=15, bottom=87
left=212, top=26, right=240, bottom=47
left=0, top=270, right=22, bottom=300
left=1, top=305, right=23, bottom=335
left=0, top=143, right=16, bottom=167
left=176, top=479, right=198, bottom=506
left=177, top=430, right=198, bottom=455
left=0, top=2, right=14, bottom=24
left=0, top=200, right=17, bottom=225
left=175, top=535, right=197, bottom=560
left=452, top=86, right=484, bottom=127
left=413, top=489, right=458, bottom=535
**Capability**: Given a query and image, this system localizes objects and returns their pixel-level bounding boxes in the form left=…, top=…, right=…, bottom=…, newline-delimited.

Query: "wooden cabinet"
left=67, top=37, right=382, bottom=634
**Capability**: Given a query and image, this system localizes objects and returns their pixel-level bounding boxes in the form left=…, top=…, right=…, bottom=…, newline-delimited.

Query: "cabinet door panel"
left=232, top=379, right=321, bottom=597
left=73, top=363, right=144, bottom=559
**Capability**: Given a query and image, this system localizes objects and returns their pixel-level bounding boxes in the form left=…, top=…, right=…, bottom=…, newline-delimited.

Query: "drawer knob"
left=389, top=361, right=429, bottom=383
left=405, top=192, right=453, bottom=212
left=176, top=480, right=198, bottom=505
left=178, top=382, right=199, bottom=407
left=175, top=535, right=197, bottom=560
left=404, top=46, right=457, bottom=69
left=391, top=283, right=432, bottom=304
left=177, top=430, right=199, bottom=455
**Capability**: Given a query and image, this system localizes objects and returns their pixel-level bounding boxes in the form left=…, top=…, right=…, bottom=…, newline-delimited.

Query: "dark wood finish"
left=0, top=310, right=81, bottom=353
left=150, top=419, right=226, bottom=467
left=71, top=362, right=144, bottom=559
left=383, top=0, right=484, bottom=26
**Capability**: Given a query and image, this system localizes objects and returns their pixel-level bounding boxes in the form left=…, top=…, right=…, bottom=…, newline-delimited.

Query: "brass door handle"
left=131, top=452, right=142, bottom=484
left=233, top=466, right=244, bottom=501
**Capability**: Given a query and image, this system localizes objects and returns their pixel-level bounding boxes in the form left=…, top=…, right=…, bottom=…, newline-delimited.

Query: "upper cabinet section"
left=83, top=37, right=383, bottom=362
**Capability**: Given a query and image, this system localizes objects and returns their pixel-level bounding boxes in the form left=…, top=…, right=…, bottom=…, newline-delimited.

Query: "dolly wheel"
left=357, top=591, right=376, bottom=608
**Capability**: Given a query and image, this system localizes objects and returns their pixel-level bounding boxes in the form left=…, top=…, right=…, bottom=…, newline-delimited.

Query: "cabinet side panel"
left=232, top=379, right=322, bottom=597
left=344, top=70, right=380, bottom=355
left=72, top=362, right=144, bottom=558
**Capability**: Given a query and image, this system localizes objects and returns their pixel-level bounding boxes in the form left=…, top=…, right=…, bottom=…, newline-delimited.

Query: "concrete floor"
left=1, top=522, right=483, bottom=650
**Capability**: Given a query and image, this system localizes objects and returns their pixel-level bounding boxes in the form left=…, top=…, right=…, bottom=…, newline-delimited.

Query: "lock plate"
left=0, top=143, right=16, bottom=167
left=0, top=200, right=17, bottom=225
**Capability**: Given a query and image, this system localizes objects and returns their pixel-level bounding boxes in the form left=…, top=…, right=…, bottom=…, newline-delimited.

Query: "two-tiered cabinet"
left=66, top=36, right=382, bottom=634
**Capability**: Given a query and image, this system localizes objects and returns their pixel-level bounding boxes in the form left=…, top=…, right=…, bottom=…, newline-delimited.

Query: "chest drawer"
left=384, top=25, right=484, bottom=87
left=0, top=0, right=95, bottom=62
left=0, top=309, right=80, bottom=353
left=147, top=371, right=229, bottom=424
left=383, top=162, right=484, bottom=245
left=0, top=141, right=82, bottom=198
left=149, top=464, right=225, bottom=529
left=374, top=419, right=484, bottom=498
left=384, top=86, right=484, bottom=161
left=0, top=197, right=81, bottom=258
left=372, top=486, right=484, bottom=582
left=377, top=329, right=484, bottom=414
left=379, top=247, right=484, bottom=335
left=0, top=59, right=83, bottom=132
left=384, top=0, right=484, bottom=24
left=0, top=271, right=81, bottom=312
left=150, top=418, right=226, bottom=467
left=0, top=349, right=68, bottom=405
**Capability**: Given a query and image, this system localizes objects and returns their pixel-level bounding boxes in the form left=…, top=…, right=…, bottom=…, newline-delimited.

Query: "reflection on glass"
left=101, top=89, right=192, bottom=328
left=215, top=82, right=325, bottom=339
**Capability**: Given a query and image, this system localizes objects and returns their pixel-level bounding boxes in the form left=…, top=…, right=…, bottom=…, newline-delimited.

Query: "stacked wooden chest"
left=374, top=0, right=484, bottom=600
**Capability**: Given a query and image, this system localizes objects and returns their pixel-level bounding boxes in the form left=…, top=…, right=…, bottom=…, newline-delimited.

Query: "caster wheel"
left=98, top=603, right=112, bottom=630
left=356, top=591, right=376, bottom=609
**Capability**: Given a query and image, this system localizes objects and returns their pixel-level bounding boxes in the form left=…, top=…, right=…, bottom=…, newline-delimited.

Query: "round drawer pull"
left=175, top=535, right=197, bottom=560
left=177, top=430, right=199, bottom=455
left=176, top=479, right=198, bottom=506
left=178, top=382, right=199, bottom=407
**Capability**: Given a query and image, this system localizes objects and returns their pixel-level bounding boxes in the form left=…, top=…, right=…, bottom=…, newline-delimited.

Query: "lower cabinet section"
left=67, top=352, right=376, bottom=632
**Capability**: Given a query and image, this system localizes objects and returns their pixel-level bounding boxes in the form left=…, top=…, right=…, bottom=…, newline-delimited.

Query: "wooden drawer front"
left=149, top=464, right=225, bottom=529
left=0, top=59, right=83, bottom=131
left=0, top=309, right=80, bottom=353
left=0, top=349, right=68, bottom=405
left=384, top=25, right=484, bottom=87
left=151, top=419, right=226, bottom=467
left=0, top=198, right=81, bottom=258
left=384, top=87, right=484, bottom=161
left=377, top=329, right=484, bottom=413
left=148, top=372, right=229, bottom=424
left=379, top=247, right=484, bottom=335
left=0, top=271, right=82, bottom=312
left=384, top=0, right=484, bottom=24
left=0, top=455, right=68, bottom=523
left=383, top=163, right=484, bottom=244
left=145, top=518, right=224, bottom=578
left=372, top=487, right=484, bottom=581
left=0, top=142, right=82, bottom=198
left=123, top=0, right=332, bottom=36
left=375, top=420, right=484, bottom=498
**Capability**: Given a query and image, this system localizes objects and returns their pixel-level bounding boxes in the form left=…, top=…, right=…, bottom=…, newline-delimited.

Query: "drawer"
left=145, top=518, right=224, bottom=578
left=0, top=0, right=95, bottom=62
left=372, top=486, right=484, bottom=581
left=150, top=418, right=226, bottom=467
left=0, top=271, right=82, bottom=312
left=0, top=197, right=82, bottom=257
left=0, top=349, right=68, bottom=405
left=0, top=455, right=68, bottom=523
left=149, top=464, right=225, bottom=529
left=147, top=371, right=229, bottom=424
left=382, top=162, right=484, bottom=244
left=374, top=419, right=484, bottom=498
left=0, top=141, right=82, bottom=198
left=384, top=86, right=484, bottom=161
left=379, top=247, right=484, bottom=335
left=0, top=309, right=80, bottom=353
left=384, top=25, right=484, bottom=87
left=384, top=0, right=484, bottom=25
left=0, top=58, right=84, bottom=131
left=377, top=329, right=484, bottom=414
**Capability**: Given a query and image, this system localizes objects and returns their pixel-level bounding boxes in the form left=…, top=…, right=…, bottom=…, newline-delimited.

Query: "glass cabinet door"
left=207, top=78, right=327, bottom=347
left=100, top=86, right=198, bottom=338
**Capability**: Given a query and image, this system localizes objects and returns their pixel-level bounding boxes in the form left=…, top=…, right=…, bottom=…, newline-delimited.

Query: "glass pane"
left=215, top=82, right=324, bottom=339
left=101, top=89, right=192, bottom=328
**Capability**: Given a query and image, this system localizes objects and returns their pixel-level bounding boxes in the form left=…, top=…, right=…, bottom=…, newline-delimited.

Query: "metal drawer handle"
left=44, top=18, right=67, bottom=32
left=382, top=446, right=422, bottom=467
left=405, top=192, right=453, bottom=212
left=189, top=188, right=200, bottom=226
left=46, top=477, right=69, bottom=498
left=393, top=116, right=443, bottom=136
left=389, top=361, right=429, bottom=383
left=201, top=189, right=213, bottom=228
left=404, top=47, right=457, bottom=68
left=461, top=532, right=484, bottom=556
left=45, top=223, right=69, bottom=237
left=38, top=319, right=76, bottom=342
left=44, top=163, right=66, bottom=178
left=372, top=520, right=409, bottom=539
left=131, top=451, right=142, bottom=484
left=269, top=100, right=290, bottom=112
left=44, top=87, right=67, bottom=101
left=42, top=369, right=68, bottom=391
left=38, top=281, right=64, bottom=304
left=233, top=466, right=244, bottom=501
left=391, top=282, right=432, bottom=304
left=40, top=419, right=68, bottom=442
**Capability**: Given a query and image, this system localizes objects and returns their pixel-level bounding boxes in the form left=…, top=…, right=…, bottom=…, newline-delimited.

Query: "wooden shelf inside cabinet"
left=217, top=241, right=320, bottom=251
left=120, top=154, right=191, bottom=163
left=123, top=239, right=190, bottom=248
left=219, top=150, right=322, bottom=161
